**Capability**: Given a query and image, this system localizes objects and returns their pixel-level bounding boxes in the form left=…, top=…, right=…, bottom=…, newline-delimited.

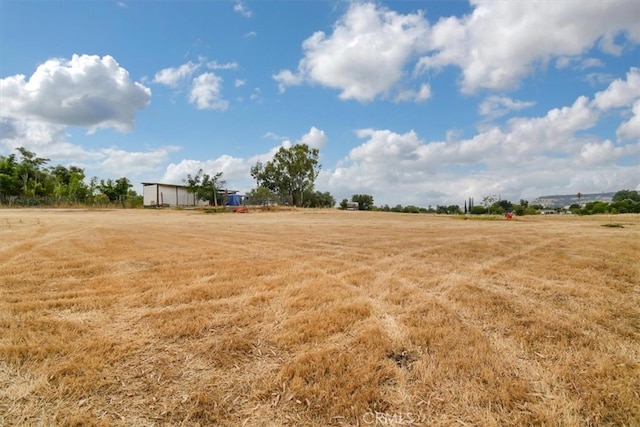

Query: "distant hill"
left=533, top=192, right=616, bottom=208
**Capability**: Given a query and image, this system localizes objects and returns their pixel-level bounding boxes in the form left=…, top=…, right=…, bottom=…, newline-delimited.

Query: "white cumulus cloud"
left=153, top=61, right=201, bottom=87
left=160, top=127, right=329, bottom=191
left=189, top=73, right=228, bottom=110
left=100, top=146, right=180, bottom=176
left=1, top=54, right=151, bottom=133
left=592, top=67, right=640, bottom=111
left=0, top=115, right=178, bottom=179
left=417, top=1, right=640, bottom=93
left=274, top=1, right=640, bottom=101
left=0, top=55, right=185, bottom=181
left=299, top=126, right=328, bottom=149
left=321, top=74, right=639, bottom=206
left=154, top=59, right=237, bottom=111
left=274, top=2, right=429, bottom=102
left=617, top=100, right=640, bottom=140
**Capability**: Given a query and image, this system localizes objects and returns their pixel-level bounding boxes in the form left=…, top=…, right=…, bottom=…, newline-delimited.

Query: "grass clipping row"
left=1, top=209, right=639, bottom=426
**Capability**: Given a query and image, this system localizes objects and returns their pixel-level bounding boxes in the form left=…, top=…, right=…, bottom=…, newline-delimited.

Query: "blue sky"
left=1, top=0, right=639, bottom=206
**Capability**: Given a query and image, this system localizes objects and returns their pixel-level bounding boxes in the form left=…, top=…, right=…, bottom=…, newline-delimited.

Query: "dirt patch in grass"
left=1, top=210, right=639, bottom=426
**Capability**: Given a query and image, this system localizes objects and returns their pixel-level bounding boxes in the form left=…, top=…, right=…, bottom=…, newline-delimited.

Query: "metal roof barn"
left=142, top=183, right=202, bottom=207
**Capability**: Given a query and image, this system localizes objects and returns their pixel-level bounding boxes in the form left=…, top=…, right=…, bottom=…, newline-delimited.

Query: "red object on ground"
left=234, top=206, right=249, bottom=213
left=505, top=212, right=514, bottom=220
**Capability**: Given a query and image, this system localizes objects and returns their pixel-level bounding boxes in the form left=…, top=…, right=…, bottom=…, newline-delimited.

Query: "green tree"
left=87, top=176, right=99, bottom=204
left=15, top=147, right=49, bottom=198
left=612, top=189, right=640, bottom=203
left=471, top=205, right=487, bottom=214
left=339, top=198, right=349, bottom=210
left=303, top=190, right=335, bottom=208
left=583, top=201, right=609, bottom=215
left=403, top=205, right=421, bottom=213
left=252, top=144, right=320, bottom=207
left=352, top=194, right=374, bottom=210
left=447, top=205, right=461, bottom=214
left=97, top=179, right=117, bottom=201
left=97, top=177, right=132, bottom=204
left=186, top=169, right=226, bottom=206
left=68, top=170, right=89, bottom=202
left=247, top=186, right=277, bottom=206
left=491, top=199, right=513, bottom=213
left=482, top=194, right=498, bottom=214
left=185, top=171, right=201, bottom=205
left=610, top=198, right=640, bottom=213
left=46, top=165, right=88, bottom=203
left=114, top=177, right=133, bottom=202
left=0, top=154, right=21, bottom=200
left=250, top=161, right=264, bottom=187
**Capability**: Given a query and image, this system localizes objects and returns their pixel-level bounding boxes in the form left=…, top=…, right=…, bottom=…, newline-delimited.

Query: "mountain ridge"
left=532, top=192, right=616, bottom=208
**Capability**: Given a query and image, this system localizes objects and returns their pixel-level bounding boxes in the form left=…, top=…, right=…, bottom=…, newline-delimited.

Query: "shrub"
left=470, top=205, right=487, bottom=214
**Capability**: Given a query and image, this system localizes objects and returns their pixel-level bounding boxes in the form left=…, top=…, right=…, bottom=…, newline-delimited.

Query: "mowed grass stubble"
left=1, top=209, right=638, bottom=426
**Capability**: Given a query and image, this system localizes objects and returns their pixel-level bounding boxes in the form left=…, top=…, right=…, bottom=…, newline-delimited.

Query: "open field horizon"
left=1, top=209, right=639, bottom=426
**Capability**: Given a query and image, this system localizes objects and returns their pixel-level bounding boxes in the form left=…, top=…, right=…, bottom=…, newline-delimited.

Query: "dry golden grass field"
left=1, top=209, right=639, bottom=426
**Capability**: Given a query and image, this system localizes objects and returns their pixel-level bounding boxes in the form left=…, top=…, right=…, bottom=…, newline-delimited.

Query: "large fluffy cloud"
left=418, top=0, right=640, bottom=93
left=0, top=54, right=175, bottom=179
left=274, top=2, right=429, bottom=102
left=592, top=67, right=640, bottom=111
left=617, top=101, right=640, bottom=140
left=321, top=69, right=640, bottom=205
left=276, top=1, right=640, bottom=100
left=160, top=127, right=328, bottom=189
left=1, top=54, right=151, bottom=132
left=590, top=68, right=640, bottom=141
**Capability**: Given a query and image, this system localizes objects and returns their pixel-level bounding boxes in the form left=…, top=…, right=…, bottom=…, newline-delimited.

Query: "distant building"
left=345, top=201, right=359, bottom=211
left=142, top=183, right=200, bottom=207
left=142, top=182, right=245, bottom=208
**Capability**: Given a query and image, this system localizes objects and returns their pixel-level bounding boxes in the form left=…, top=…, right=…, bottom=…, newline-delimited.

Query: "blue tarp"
left=225, top=194, right=243, bottom=206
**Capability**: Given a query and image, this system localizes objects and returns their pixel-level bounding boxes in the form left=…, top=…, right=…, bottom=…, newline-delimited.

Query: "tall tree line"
left=0, top=147, right=136, bottom=205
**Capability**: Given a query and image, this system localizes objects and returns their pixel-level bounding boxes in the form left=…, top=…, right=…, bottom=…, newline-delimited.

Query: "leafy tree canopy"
left=185, top=169, right=226, bottom=206
left=303, top=190, right=335, bottom=208
left=351, top=194, right=374, bottom=210
left=613, top=189, right=640, bottom=202
left=251, top=144, right=320, bottom=207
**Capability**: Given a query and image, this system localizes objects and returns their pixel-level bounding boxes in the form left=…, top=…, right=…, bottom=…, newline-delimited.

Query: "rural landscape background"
left=1, top=209, right=638, bottom=426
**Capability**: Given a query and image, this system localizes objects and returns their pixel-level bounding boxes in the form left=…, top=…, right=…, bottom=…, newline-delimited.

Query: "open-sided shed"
left=142, top=182, right=245, bottom=208
left=142, top=183, right=200, bottom=207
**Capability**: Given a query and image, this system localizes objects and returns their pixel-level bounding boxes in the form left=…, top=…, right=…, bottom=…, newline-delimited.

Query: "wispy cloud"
left=234, top=2, right=252, bottom=18
left=207, top=61, right=239, bottom=70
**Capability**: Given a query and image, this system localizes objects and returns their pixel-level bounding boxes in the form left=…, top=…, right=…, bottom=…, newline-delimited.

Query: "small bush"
left=470, top=205, right=487, bottom=214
